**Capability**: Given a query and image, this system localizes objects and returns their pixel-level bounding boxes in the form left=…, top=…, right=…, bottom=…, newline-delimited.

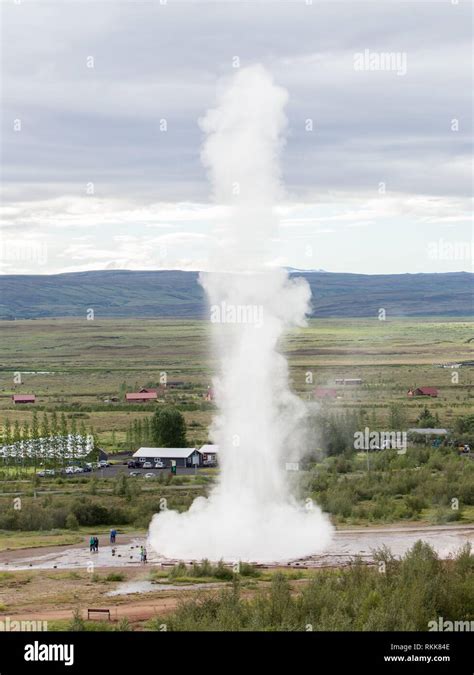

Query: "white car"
left=142, top=461, right=153, bottom=469
left=65, top=466, right=75, bottom=474
left=98, top=460, right=109, bottom=468
left=44, top=469, right=55, bottom=476
left=144, top=472, right=155, bottom=479
left=154, top=460, right=164, bottom=469
left=36, top=471, right=46, bottom=477
left=73, top=466, right=83, bottom=473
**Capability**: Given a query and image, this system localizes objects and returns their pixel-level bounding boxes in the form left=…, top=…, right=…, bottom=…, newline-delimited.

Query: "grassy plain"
left=0, top=317, right=472, bottom=450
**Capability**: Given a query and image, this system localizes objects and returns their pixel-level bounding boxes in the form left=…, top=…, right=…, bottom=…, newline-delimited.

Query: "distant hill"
left=0, top=270, right=472, bottom=319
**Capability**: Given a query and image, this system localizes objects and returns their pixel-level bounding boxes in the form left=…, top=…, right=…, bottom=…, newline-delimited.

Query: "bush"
left=158, top=543, right=474, bottom=631
left=65, top=513, right=79, bottom=530
left=105, top=572, right=125, bottom=582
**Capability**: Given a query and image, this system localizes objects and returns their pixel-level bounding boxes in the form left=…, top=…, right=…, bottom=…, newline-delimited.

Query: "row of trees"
left=0, top=412, right=97, bottom=467
left=1, top=412, right=94, bottom=446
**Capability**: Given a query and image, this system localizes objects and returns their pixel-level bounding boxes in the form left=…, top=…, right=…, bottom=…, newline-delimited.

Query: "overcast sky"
left=1, top=0, right=472, bottom=275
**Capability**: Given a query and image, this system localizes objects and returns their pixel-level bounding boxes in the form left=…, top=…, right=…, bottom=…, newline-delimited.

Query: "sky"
left=0, top=0, right=472, bottom=275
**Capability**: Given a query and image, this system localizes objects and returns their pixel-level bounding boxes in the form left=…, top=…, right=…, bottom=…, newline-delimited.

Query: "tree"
left=68, top=417, right=77, bottom=465
left=417, top=407, right=439, bottom=428
left=3, top=418, right=12, bottom=447
left=41, top=413, right=50, bottom=466
left=31, top=412, right=39, bottom=472
left=151, top=407, right=187, bottom=448
left=13, top=420, right=21, bottom=444
left=143, top=418, right=150, bottom=445
left=50, top=411, right=59, bottom=469
left=21, top=420, right=30, bottom=443
left=59, top=413, right=68, bottom=468
left=389, top=403, right=407, bottom=430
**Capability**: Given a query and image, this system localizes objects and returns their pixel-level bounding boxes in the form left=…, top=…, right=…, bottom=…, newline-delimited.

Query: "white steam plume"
left=148, top=65, right=333, bottom=562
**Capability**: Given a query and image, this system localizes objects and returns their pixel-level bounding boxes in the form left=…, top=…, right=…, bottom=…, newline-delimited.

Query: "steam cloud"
left=148, top=65, right=333, bottom=562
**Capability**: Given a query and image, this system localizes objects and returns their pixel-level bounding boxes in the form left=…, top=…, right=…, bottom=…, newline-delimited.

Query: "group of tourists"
left=88, top=530, right=148, bottom=564
left=89, top=535, right=99, bottom=553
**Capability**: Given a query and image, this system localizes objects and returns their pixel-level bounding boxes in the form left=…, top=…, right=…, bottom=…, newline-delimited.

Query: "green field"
left=0, top=317, right=472, bottom=451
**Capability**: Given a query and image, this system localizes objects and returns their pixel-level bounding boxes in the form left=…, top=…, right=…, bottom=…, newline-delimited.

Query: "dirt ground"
left=0, top=565, right=212, bottom=626
left=1, top=524, right=472, bottom=629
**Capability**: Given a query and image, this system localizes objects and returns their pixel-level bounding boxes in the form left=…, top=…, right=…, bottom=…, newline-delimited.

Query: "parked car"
left=72, top=466, right=83, bottom=473
left=82, top=466, right=92, bottom=473
left=142, top=461, right=153, bottom=469
left=127, top=460, right=139, bottom=468
left=65, top=466, right=75, bottom=474
left=98, top=460, right=109, bottom=468
left=36, top=471, right=46, bottom=477
left=129, top=471, right=140, bottom=477
left=154, top=460, right=164, bottom=469
left=44, top=469, right=55, bottom=476
left=144, top=473, right=155, bottom=479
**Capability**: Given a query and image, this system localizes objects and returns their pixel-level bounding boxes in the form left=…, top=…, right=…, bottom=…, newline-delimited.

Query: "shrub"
left=65, top=513, right=79, bottom=530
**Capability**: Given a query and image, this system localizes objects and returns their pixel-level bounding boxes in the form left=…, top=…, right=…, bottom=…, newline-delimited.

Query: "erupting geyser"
left=148, top=65, right=333, bottom=562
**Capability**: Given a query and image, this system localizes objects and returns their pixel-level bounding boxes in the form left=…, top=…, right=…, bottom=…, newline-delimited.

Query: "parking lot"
left=35, top=463, right=209, bottom=479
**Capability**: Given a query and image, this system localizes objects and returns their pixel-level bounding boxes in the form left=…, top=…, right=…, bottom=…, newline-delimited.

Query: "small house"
left=200, top=444, right=218, bottom=465
left=133, top=447, right=202, bottom=468
left=407, top=387, right=438, bottom=398
left=407, top=428, right=448, bottom=436
left=313, top=387, right=338, bottom=399
left=12, top=394, right=36, bottom=404
left=125, top=391, right=158, bottom=403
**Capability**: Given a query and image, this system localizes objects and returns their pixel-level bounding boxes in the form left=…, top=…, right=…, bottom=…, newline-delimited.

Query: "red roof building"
left=407, top=387, right=438, bottom=398
left=313, top=387, right=338, bottom=399
left=12, top=394, right=36, bottom=404
left=125, top=391, right=158, bottom=403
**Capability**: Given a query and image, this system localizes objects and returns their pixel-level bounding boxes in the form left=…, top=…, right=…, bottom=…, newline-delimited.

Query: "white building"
left=133, top=447, right=202, bottom=468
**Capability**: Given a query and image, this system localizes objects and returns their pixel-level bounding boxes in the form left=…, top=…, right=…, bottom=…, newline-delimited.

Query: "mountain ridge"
left=1, top=269, right=472, bottom=319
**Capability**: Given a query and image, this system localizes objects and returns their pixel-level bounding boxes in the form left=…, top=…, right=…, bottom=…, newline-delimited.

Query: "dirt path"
left=6, top=598, right=181, bottom=623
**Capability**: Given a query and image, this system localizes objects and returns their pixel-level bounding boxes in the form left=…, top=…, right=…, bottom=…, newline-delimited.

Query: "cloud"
left=0, top=0, right=472, bottom=274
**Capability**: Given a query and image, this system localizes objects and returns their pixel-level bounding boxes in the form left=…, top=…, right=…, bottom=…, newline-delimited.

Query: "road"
left=37, top=464, right=206, bottom=480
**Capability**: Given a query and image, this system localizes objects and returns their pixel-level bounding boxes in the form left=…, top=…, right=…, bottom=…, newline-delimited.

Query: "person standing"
left=89, top=535, right=94, bottom=553
left=94, top=536, right=99, bottom=553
